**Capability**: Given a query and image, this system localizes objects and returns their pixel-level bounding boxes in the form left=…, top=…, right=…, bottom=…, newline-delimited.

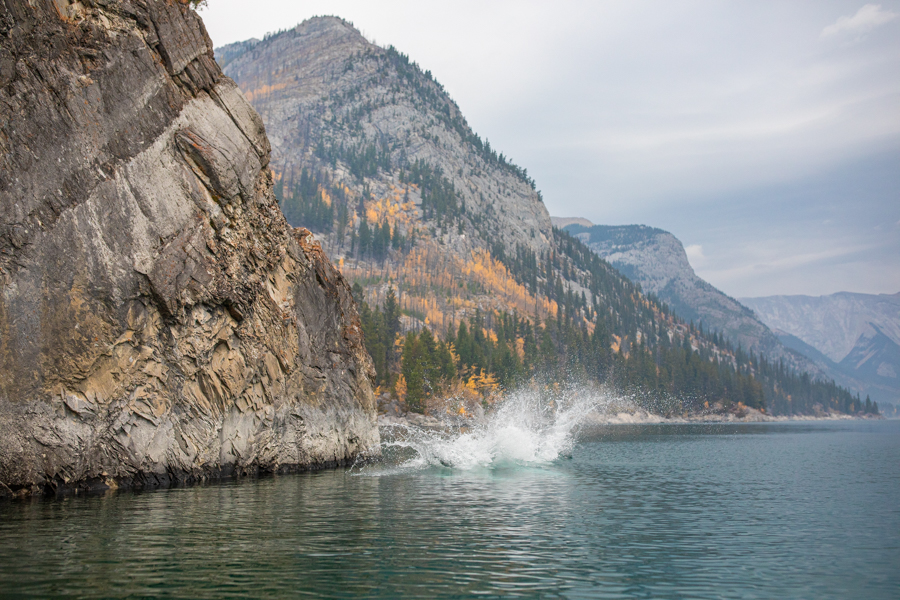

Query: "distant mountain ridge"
left=555, top=221, right=787, bottom=355
left=741, top=292, right=900, bottom=405
left=552, top=217, right=594, bottom=229
left=740, top=292, right=900, bottom=362
left=553, top=219, right=899, bottom=403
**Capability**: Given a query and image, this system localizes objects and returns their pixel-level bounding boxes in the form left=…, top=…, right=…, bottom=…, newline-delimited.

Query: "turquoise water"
left=1, top=419, right=897, bottom=599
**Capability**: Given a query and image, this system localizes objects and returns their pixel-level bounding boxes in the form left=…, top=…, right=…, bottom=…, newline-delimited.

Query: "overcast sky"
left=200, top=1, right=900, bottom=299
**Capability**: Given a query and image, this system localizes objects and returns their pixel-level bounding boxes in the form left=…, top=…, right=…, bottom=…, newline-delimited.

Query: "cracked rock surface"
left=0, top=0, right=379, bottom=497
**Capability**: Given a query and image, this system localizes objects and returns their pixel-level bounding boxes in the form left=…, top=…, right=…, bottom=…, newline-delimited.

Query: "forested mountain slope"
left=556, top=222, right=837, bottom=372
left=216, top=17, right=869, bottom=417
left=557, top=223, right=776, bottom=350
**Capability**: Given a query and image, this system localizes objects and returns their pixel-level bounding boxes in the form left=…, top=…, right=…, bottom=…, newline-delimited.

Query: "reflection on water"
left=1, top=420, right=898, bottom=599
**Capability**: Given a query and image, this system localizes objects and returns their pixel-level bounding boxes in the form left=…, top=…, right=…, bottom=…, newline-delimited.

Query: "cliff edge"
left=0, top=0, right=378, bottom=497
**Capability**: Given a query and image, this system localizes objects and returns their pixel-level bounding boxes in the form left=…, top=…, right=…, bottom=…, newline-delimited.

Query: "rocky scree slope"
left=0, top=0, right=378, bottom=498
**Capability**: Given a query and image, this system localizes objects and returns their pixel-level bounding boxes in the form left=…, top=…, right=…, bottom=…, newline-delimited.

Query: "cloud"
left=684, top=244, right=705, bottom=268
left=821, top=4, right=898, bottom=38
left=689, top=229, right=898, bottom=296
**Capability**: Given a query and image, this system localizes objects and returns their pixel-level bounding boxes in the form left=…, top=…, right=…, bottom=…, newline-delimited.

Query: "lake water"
left=1, top=400, right=898, bottom=599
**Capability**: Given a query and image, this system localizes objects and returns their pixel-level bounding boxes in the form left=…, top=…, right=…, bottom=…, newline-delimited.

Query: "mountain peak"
left=217, top=25, right=552, bottom=260
left=292, top=15, right=369, bottom=44
left=551, top=217, right=594, bottom=228
left=560, top=224, right=691, bottom=293
left=215, top=17, right=368, bottom=71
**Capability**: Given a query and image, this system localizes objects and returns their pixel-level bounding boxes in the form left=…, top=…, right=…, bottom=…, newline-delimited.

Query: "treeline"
left=354, top=222, right=865, bottom=416
left=355, top=286, right=766, bottom=414
left=384, top=45, right=447, bottom=106
left=275, top=167, right=411, bottom=262
left=314, top=138, right=392, bottom=182
left=496, top=229, right=669, bottom=356
left=356, top=218, right=409, bottom=262
left=401, top=327, right=457, bottom=412
left=382, top=45, right=539, bottom=193
left=355, top=285, right=402, bottom=385
left=542, top=228, right=863, bottom=415
left=457, top=308, right=768, bottom=413
left=756, top=357, right=880, bottom=416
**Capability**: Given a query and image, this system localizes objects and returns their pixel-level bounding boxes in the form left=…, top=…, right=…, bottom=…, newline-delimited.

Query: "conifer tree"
left=402, top=332, right=426, bottom=413
left=358, top=219, right=371, bottom=257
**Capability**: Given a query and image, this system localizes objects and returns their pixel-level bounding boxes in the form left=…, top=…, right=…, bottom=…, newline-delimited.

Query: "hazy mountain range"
left=555, top=220, right=808, bottom=363
left=741, top=293, right=900, bottom=406
left=555, top=218, right=898, bottom=406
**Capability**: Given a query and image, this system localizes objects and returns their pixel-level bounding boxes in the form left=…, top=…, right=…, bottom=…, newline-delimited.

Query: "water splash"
left=373, top=385, right=609, bottom=472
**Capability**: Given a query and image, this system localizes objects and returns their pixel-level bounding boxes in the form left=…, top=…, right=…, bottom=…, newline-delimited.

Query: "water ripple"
left=1, top=420, right=898, bottom=598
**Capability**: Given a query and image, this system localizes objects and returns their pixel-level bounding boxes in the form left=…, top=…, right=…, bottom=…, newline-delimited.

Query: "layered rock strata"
left=0, top=0, right=378, bottom=497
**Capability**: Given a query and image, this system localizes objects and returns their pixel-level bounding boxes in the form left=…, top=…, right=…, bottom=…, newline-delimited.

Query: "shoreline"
left=378, top=407, right=883, bottom=430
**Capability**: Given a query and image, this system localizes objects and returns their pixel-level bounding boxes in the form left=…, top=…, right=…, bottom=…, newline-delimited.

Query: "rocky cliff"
left=0, top=0, right=378, bottom=498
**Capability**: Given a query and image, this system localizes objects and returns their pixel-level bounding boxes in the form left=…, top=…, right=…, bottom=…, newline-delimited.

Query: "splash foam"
left=375, top=385, right=612, bottom=471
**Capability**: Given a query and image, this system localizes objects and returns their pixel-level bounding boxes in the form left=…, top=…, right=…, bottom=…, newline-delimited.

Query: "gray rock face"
left=839, top=323, right=900, bottom=380
left=0, top=0, right=378, bottom=497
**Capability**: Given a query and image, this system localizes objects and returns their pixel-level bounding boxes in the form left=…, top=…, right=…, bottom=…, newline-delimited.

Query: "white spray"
left=374, top=385, right=621, bottom=471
